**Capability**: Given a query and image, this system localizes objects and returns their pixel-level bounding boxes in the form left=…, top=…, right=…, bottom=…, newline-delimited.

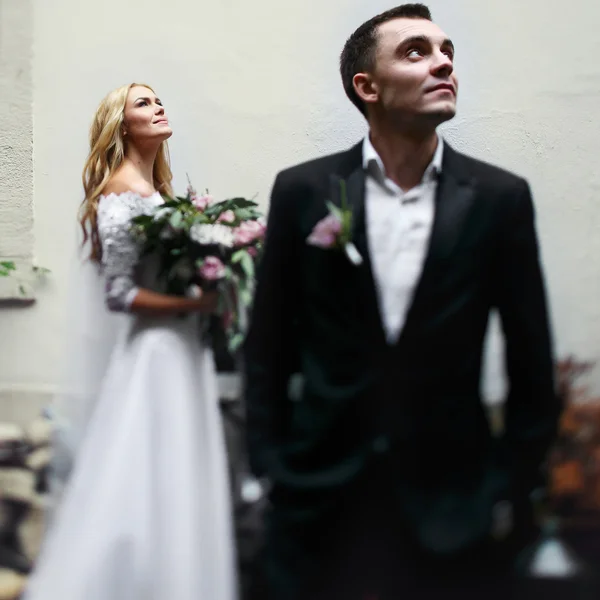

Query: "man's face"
left=360, top=17, right=458, bottom=126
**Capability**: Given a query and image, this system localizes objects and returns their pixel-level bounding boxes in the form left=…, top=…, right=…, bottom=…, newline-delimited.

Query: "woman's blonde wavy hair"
left=80, top=82, right=173, bottom=262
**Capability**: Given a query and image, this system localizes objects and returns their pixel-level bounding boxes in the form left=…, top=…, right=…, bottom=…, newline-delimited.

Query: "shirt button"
left=372, top=435, right=390, bottom=454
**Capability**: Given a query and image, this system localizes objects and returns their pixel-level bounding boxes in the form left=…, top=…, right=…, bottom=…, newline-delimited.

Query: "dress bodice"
left=97, top=191, right=164, bottom=311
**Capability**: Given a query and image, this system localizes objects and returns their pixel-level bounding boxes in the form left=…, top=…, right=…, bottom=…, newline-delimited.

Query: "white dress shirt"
left=363, top=135, right=444, bottom=343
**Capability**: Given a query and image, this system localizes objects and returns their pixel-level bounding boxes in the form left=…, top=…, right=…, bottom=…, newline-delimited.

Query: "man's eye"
left=407, top=48, right=422, bottom=58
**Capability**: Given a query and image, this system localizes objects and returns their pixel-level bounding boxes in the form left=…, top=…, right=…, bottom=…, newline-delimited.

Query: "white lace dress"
left=24, top=191, right=238, bottom=600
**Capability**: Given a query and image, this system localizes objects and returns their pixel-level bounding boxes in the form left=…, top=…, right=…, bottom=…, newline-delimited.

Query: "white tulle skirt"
left=24, top=314, right=238, bottom=600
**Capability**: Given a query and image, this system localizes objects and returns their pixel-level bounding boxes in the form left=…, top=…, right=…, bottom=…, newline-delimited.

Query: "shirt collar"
left=362, top=133, right=444, bottom=185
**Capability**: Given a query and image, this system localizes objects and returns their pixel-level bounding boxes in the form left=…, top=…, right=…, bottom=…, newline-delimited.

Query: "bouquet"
left=130, top=179, right=266, bottom=352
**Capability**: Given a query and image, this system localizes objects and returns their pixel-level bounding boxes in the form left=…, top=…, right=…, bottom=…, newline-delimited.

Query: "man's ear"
left=353, top=72, right=379, bottom=107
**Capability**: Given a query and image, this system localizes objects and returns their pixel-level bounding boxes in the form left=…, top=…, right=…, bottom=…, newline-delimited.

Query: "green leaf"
left=239, top=251, right=255, bottom=279
left=233, top=208, right=255, bottom=221
left=192, top=213, right=210, bottom=225
left=131, top=214, right=153, bottom=225
left=0, top=261, right=16, bottom=271
left=227, top=332, right=245, bottom=353
left=339, top=210, right=353, bottom=245
left=239, top=287, right=252, bottom=306
left=232, top=249, right=254, bottom=279
left=326, top=201, right=343, bottom=221
left=227, top=197, right=259, bottom=208
left=202, top=203, right=226, bottom=218
left=161, top=198, right=183, bottom=208
left=169, top=211, right=183, bottom=229
left=203, top=197, right=259, bottom=218
left=231, top=250, right=245, bottom=263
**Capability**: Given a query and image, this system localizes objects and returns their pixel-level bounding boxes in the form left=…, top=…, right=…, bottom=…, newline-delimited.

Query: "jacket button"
left=372, top=435, right=390, bottom=454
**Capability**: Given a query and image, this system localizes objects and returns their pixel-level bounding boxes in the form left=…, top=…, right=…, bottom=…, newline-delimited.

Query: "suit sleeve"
left=493, top=179, right=562, bottom=499
left=243, top=173, right=299, bottom=478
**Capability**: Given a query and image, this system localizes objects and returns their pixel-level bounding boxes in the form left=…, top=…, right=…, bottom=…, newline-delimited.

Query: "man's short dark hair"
left=340, top=4, right=432, bottom=116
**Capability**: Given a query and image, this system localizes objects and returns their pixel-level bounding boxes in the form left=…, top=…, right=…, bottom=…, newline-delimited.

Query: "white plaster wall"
left=1, top=0, right=599, bottom=404
left=0, top=0, right=34, bottom=298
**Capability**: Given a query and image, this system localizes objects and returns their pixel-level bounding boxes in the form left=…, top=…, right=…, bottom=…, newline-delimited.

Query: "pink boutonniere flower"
left=307, top=214, right=342, bottom=248
left=306, top=178, right=363, bottom=266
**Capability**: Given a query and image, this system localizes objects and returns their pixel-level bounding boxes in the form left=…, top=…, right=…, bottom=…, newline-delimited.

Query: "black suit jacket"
left=243, top=140, right=560, bottom=556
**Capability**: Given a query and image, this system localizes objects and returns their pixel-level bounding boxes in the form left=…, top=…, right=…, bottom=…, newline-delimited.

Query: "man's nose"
left=431, top=51, right=453, bottom=77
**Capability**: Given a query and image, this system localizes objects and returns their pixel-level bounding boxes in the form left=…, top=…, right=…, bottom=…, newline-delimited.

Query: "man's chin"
left=433, top=99, right=457, bottom=114
left=424, top=105, right=456, bottom=126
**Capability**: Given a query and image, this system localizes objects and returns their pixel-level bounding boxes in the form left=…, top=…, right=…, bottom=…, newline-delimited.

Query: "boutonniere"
left=306, top=178, right=363, bottom=266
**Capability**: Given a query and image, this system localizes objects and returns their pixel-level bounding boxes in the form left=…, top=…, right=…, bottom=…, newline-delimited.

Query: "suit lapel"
left=332, top=150, right=388, bottom=348
left=400, top=145, right=476, bottom=333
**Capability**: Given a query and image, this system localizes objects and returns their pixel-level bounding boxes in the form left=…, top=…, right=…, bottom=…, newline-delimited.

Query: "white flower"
left=153, top=206, right=173, bottom=221
left=159, top=227, right=176, bottom=240
left=185, top=284, right=202, bottom=299
left=189, top=223, right=235, bottom=248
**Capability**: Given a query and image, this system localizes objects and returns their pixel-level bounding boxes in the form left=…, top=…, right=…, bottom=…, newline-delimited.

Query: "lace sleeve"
left=97, top=192, right=161, bottom=312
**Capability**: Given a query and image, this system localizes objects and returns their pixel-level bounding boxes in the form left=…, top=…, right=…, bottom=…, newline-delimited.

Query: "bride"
left=24, top=83, right=238, bottom=600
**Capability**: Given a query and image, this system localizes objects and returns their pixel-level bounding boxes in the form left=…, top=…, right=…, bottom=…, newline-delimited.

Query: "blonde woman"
left=24, top=83, right=238, bottom=600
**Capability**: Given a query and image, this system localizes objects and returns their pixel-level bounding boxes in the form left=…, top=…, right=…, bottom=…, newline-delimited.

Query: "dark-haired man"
left=244, top=4, right=560, bottom=599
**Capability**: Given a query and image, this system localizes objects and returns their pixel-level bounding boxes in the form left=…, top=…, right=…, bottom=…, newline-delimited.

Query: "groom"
left=244, top=4, right=560, bottom=599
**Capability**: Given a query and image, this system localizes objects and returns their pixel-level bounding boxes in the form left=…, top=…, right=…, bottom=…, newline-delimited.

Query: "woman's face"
left=122, top=85, right=172, bottom=146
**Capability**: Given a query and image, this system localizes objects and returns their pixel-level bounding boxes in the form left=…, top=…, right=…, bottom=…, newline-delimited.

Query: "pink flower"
left=198, top=256, right=226, bottom=281
left=233, top=219, right=266, bottom=246
left=306, top=214, right=342, bottom=248
left=247, top=247, right=258, bottom=258
left=217, top=210, right=236, bottom=223
left=191, top=194, right=213, bottom=211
